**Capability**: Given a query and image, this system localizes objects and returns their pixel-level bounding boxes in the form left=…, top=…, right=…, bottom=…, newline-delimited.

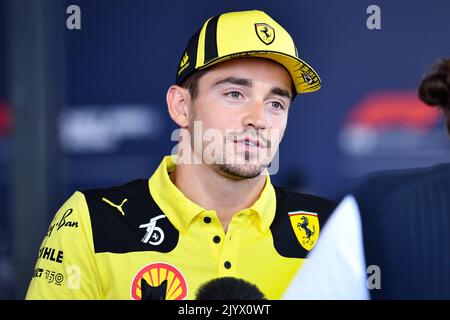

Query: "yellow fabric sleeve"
left=25, top=191, right=103, bottom=299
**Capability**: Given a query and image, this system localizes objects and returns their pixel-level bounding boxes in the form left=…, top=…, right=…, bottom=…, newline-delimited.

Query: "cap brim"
left=199, top=51, right=321, bottom=94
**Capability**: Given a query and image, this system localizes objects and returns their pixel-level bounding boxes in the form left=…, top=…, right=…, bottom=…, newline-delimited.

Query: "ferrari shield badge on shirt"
left=288, top=211, right=320, bottom=251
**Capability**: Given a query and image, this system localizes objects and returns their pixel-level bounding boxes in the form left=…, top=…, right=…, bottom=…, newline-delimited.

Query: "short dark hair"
left=179, top=69, right=209, bottom=100
left=418, top=58, right=450, bottom=134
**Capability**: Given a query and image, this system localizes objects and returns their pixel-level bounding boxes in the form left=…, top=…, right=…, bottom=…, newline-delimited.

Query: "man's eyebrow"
left=213, top=77, right=252, bottom=87
left=271, top=87, right=292, bottom=100
left=213, top=77, right=292, bottom=99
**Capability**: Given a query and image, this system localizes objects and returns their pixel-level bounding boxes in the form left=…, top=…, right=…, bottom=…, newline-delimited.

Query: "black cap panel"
left=204, top=15, right=219, bottom=64
left=176, top=29, right=200, bottom=85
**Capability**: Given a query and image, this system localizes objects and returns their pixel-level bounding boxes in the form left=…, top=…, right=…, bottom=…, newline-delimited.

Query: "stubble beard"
left=212, top=150, right=271, bottom=180
left=188, top=110, right=274, bottom=180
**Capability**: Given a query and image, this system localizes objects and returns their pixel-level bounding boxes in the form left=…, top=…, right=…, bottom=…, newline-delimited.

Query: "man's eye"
left=271, top=101, right=285, bottom=110
left=226, top=91, right=242, bottom=99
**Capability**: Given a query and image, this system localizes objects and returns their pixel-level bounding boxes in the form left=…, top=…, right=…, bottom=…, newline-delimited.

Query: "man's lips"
left=233, top=136, right=267, bottom=148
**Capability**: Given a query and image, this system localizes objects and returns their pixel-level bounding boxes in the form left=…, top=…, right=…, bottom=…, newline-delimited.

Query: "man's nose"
left=242, top=101, right=267, bottom=129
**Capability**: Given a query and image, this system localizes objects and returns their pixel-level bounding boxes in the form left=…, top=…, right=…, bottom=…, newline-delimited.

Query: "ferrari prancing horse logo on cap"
left=255, top=23, right=275, bottom=45
left=288, top=211, right=320, bottom=251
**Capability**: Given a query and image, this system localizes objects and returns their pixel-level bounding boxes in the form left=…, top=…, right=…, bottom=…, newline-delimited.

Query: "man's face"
left=186, top=57, right=293, bottom=179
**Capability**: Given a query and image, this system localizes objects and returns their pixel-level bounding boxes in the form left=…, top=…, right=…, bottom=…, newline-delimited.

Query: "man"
left=26, top=10, right=336, bottom=300
left=283, top=58, right=450, bottom=300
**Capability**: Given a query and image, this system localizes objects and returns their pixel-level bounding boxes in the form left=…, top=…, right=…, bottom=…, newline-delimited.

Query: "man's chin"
left=212, top=163, right=268, bottom=180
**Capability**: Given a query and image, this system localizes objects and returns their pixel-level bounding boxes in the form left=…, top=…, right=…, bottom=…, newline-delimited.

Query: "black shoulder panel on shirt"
left=270, top=186, right=337, bottom=258
left=83, top=179, right=179, bottom=254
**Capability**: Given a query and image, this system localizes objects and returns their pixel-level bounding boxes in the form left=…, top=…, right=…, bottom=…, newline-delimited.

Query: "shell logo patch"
left=130, top=262, right=188, bottom=300
left=288, top=211, right=320, bottom=251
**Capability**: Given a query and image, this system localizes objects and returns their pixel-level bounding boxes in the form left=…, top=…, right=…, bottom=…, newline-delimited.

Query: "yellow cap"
left=176, top=10, right=321, bottom=94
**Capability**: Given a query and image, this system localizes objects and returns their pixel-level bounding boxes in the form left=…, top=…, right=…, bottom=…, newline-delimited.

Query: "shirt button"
left=224, top=261, right=231, bottom=269
left=203, top=217, right=211, bottom=224
left=213, top=235, right=221, bottom=243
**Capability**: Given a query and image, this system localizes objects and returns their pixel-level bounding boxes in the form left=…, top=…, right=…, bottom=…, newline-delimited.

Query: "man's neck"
left=170, top=163, right=266, bottom=231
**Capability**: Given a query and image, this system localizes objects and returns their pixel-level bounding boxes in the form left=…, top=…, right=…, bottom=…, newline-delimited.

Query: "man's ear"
left=166, top=85, right=191, bottom=128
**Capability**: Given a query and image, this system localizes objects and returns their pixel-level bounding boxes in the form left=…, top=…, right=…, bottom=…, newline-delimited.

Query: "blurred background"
left=1, top=0, right=449, bottom=299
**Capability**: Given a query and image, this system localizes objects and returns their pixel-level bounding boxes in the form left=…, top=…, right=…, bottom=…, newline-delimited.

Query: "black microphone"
left=195, top=277, right=266, bottom=300
left=140, top=277, right=266, bottom=300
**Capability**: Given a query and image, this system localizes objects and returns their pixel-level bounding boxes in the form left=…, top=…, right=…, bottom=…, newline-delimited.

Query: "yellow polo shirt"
left=26, top=156, right=335, bottom=300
